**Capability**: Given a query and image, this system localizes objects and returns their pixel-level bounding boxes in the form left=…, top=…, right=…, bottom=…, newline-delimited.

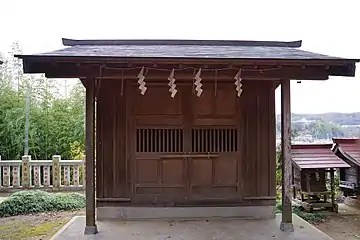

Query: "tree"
left=0, top=43, right=85, bottom=160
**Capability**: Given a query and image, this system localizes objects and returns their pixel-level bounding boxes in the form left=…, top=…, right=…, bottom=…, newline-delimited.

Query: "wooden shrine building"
left=332, top=138, right=360, bottom=196
left=291, top=144, right=350, bottom=212
left=15, top=38, right=358, bottom=234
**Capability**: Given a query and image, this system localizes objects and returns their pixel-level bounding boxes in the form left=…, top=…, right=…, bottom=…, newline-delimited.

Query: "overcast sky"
left=1, top=0, right=359, bottom=114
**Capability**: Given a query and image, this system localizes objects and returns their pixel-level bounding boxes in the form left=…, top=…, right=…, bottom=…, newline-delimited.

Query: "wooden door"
left=132, top=86, right=187, bottom=205
left=132, top=84, right=241, bottom=205
left=187, top=84, right=241, bottom=202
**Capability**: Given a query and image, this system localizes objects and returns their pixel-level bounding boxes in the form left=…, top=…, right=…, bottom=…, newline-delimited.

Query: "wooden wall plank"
left=96, top=79, right=277, bottom=206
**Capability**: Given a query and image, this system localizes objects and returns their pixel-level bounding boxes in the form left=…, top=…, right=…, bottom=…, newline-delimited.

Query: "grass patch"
left=0, top=190, right=85, bottom=217
left=0, top=217, right=69, bottom=240
left=276, top=201, right=329, bottom=224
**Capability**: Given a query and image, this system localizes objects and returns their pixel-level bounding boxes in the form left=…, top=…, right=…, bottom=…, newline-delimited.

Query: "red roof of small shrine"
left=332, top=138, right=360, bottom=166
left=291, top=143, right=350, bottom=169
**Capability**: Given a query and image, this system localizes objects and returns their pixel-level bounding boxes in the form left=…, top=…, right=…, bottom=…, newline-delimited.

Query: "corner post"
left=84, top=77, right=98, bottom=235
left=280, top=79, right=294, bottom=232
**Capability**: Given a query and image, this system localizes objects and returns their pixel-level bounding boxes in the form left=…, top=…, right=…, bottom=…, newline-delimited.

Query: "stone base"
left=84, top=225, right=98, bottom=235
left=97, top=206, right=275, bottom=220
left=280, top=221, right=294, bottom=232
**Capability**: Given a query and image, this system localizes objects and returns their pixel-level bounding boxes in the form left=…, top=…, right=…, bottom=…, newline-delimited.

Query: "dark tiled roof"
left=291, top=144, right=350, bottom=169
left=21, top=38, right=345, bottom=60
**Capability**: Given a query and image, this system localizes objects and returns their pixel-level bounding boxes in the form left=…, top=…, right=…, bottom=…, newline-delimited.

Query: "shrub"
left=292, top=205, right=329, bottom=224
left=0, top=190, right=85, bottom=217
left=275, top=200, right=329, bottom=224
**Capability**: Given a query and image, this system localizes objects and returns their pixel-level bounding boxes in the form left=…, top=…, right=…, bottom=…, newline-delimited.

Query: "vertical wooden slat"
left=170, top=129, right=174, bottom=152
left=255, top=94, right=260, bottom=196
left=201, top=128, right=204, bottom=153
left=205, top=129, right=209, bottom=152
left=216, top=129, right=219, bottom=152
left=112, top=91, right=117, bottom=197
left=147, top=129, right=150, bottom=152
left=164, top=129, right=167, bottom=153
left=161, top=129, right=165, bottom=152
left=219, top=129, right=222, bottom=152
left=211, top=129, right=215, bottom=152
left=141, top=129, right=145, bottom=152
left=280, top=79, right=293, bottom=232
left=154, top=129, right=157, bottom=152
left=175, top=129, right=179, bottom=152
left=233, top=129, right=236, bottom=152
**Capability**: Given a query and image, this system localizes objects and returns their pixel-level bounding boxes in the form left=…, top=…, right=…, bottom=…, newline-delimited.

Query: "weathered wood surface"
left=85, top=77, right=97, bottom=233
left=280, top=79, right=293, bottom=231
left=96, top=79, right=277, bottom=207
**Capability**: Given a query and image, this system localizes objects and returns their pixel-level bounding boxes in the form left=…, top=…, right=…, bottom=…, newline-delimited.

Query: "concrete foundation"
left=96, top=206, right=275, bottom=220
left=50, top=214, right=333, bottom=240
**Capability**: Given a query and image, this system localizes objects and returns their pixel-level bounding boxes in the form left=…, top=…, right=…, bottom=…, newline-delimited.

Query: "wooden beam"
left=84, top=77, right=98, bottom=235
left=25, top=61, right=330, bottom=80
left=49, top=65, right=329, bottom=80
left=280, top=79, right=294, bottom=232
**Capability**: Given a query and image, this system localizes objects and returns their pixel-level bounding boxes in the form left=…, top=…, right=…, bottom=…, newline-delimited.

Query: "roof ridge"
left=62, top=38, right=302, bottom=48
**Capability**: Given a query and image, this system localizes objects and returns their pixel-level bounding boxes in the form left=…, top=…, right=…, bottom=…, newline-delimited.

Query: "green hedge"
left=0, top=190, right=85, bottom=217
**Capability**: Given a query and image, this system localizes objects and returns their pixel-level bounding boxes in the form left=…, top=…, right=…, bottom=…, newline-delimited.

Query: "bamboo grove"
left=0, top=43, right=85, bottom=160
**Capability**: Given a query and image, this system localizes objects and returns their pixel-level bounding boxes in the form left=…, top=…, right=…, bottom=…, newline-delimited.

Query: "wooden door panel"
left=189, top=156, right=238, bottom=200
left=190, top=158, right=212, bottom=185
left=162, top=158, right=184, bottom=184
left=214, top=157, right=237, bottom=185
left=134, top=157, right=186, bottom=203
left=136, top=159, right=158, bottom=183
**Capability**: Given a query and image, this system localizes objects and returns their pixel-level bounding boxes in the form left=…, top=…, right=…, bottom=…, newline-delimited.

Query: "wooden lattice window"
left=191, top=128, right=238, bottom=153
left=136, top=128, right=184, bottom=153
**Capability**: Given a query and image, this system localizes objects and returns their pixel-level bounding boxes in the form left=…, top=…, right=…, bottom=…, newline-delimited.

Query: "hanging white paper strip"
left=194, top=68, right=203, bottom=97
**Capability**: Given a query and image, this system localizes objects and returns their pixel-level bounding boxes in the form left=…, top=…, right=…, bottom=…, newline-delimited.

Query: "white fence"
left=0, top=155, right=85, bottom=192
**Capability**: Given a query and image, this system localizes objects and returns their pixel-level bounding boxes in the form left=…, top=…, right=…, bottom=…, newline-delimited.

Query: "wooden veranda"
left=15, top=38, right=359, bottom=234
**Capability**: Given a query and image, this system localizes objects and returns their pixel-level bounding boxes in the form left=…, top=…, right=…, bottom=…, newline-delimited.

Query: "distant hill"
left=276, top=112, right=360, bottom=126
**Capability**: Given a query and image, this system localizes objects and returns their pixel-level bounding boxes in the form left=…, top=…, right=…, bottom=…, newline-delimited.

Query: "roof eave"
left=62, top=38, right=303, bottom=48
left=15, top=55, right=358, bottom=78
left=333, top=144, right=360, bottom=167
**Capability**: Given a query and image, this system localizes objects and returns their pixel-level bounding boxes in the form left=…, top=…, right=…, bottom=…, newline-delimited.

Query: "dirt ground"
left=316, top=215, right=360, bottom=240
left=0, top=209, right=85, bottom=240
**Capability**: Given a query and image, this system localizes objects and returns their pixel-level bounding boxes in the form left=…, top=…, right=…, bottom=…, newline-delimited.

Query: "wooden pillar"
left=84, top=78, right=98, bottom=235
left=280, top=79, right=294, bottom=232
left=330, top=168, right=336, bottom=211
